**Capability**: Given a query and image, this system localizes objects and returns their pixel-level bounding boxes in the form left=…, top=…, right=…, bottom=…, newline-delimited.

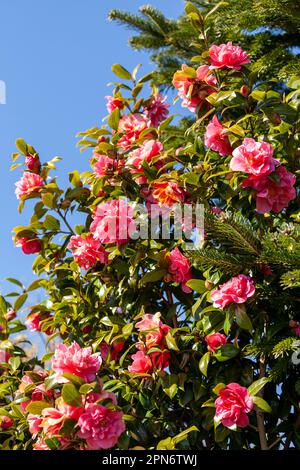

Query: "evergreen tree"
left=109, top=1, right=300, bottom=87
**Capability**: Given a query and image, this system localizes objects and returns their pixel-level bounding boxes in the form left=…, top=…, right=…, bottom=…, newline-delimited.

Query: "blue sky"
left=0, top=0, right=184, bottom=296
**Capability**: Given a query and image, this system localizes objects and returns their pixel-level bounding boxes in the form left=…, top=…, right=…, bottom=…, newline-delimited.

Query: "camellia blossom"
left=16, top=237, right=42, bottom=255
left=211, top=274, right=255, bottom=310
left=135, top=312, right=171, bottom=349
left=77, top=403, right=125, bottom=450
left=242, top=165, right=296, bottom=213
left=51, top=341, right=102, bottom=383
left=100, top=340, right=124, bottom=362
left=93, top=154, right=124, bottom=178
left=90, top=199, right=137, bottom=245
left=230, top=138, right=278, bottom=177
left=25, top=154, right=41, bottom=174
left=205, top=333, right=227, bottom=353
left=15, top=172, right=44, bottom=199
left=33, top=438, right=51, bottom=451
left=164, top=247, right=192, bottom=293
left=42, top=401, right=83, bottom=437
left=143, top=93, right=170, bottom=127
left=26, top=311, right=52, bottom=335
left=209, top=42, right=251, bottom=70
left=204, top=115, right=232, bottom=156
left=128, top=350, right=153, bottom=374
left=151, top=179, right=187, bottom=206
left=0, top=416, right=13, bottom=430
left=126, top=140, right=163, bottom=184
left=27, top=414, right=43, bottom=437
left=215, top=383, right=254, bottom=428
left=0, top=349, right=11, bottom=364
left=68, top=234, right=108, bottom=270
left=173, top=64, right=216, bottom=112
left=105, top=95, right=124, bottom=114
left=117, top=113, right=151, bottom=150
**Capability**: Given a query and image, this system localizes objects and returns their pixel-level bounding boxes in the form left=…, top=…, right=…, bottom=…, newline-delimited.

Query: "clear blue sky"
left=0, top=1, right=184, bottom=295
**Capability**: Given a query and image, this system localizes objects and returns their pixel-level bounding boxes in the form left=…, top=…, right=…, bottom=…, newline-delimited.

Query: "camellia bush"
left=0, top=2, right=300, bottom=451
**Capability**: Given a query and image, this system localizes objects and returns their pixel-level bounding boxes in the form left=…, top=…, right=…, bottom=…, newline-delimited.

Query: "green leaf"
left=140, top=268, right=167, bottom=285
left=108, top=108, right=120, bottom=131
left=165, top=332, right=179, bottom=351
left=157, top=437, right=175, bottom=450
left=6, top=278, right=24, bottom=289
left=62, top=384, right=82, bottom=407
left=185, top=279, right=206, bottom=294
left=199, top=351, right=211, bottom=376
left=9, top=356, right=21, bottom=371
left=248, top=377, right=270, bottom=396
left=0, top=295, right=7, bottom=315
left=111, top=64, right=132, bottom=80
left=16, top=138, right=28, bottom=155
left=26, top=400, right=50, bottom=415
left=235, top=305, right=252, bottom=331
left=253, top=396, right=272, bottom=413
left=173, top=425, right=199, bottom=444
left=62, top=373, right=85, bottom=386
left=44, top=214, right=60, bottom=231
left=14, top=293, right=28, bottom=312
left=214, top=344, right=239, bottom=362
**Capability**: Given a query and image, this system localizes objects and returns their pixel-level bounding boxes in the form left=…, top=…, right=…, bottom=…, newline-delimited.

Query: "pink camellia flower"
left=5, top=309, right=16, bottom=321
left=42, top=400, right=83, bottom=437
left=205, top=333, right=227, bottom=353
left=51, top=341, right=102, bottom=383
left=16, top=237, right=42, bottom=255
left=151, top=179, right=187, bottom=206
left=15, top=172, right=44, bottom=199
left=128, top=350, right=153, bottom=374
left=0, top=415, right=13, bottom=430
left=93, top=154, right=124, bottom=178
left=126, top=140, right=163, bottom=184
left=27, top=414, right=43, bottom=437
left=204, top=115, right=232, bottom=156
left=173, top=64, right=216, bottom=113
left=33, top=437, right=51, bottom=451
left=100, top=340, right=124, bottom=362
left=215, top=383, right=254, bottom=428
left=143, top=93, right=170, bottom=127
left=164, top=247, right=192, bottom=293
left=242, top=165, right=296, bottom=213
left=0, top=349, right=11, bottom=364
left=230, top=138, right=278, bottom=177
left=105, top=95, right=124, bottom=114
left=25, top=154, right=41, bottom=174
left=209, top=42, right=251, bottom=70
left=136, top=312, right=171, bottom=349
left=90, top=199, right=137, bottom=245
left=77, top=403, right=125, bottom=450
left=68, top=234, right=108, bottom=270
left=211, top=274, right=255, bottom=310
left=117, top=113, right=151, bottom=150
left=26, top=311, right=52, bottom=335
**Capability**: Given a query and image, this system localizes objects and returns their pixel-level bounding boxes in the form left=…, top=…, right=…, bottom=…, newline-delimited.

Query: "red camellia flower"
left=128, top=350, right=153, bottom=374
left=0, top=416, right=13, bottom=430
left=105, top=95, right=124, bottom=114
left=143, top=93, right=170, bottom=127
left=230, top=138, right=278, bottom=177
left=5, top=309, right=17, bottom=321
left=204, top=115, right=232, bottom=156
left=90, top=199, right=137, bottom=245
left=15, top=172, right=44, bottom=199
left=215, top=383, right=254, bottom=428
left=117, top=113, right=151, bottom=150
left=164, top=247, right=192, bottom=293
left=0, top=349, right=11, bottom=364
left=209, top=42, right=251, bottom=70
left=211, top=274, right=255, bottom=310
left=16, top=237, right=42, bottom=255
left=135, top=312, right=171, bottom=349
left=25, top=154, right=41, bottom=174
left=26, top=311, right=52, bottom=335
left=77, top=403, right=125, bottom=450
left=173, top=64, right=216, bottom=112
left=51, top=341, right=102, bottom=383
left=242, top=165, right=296, bottom=213
left=68, top=234, right=108, bottom=270
left=205, top=333, right=227, bottom=353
